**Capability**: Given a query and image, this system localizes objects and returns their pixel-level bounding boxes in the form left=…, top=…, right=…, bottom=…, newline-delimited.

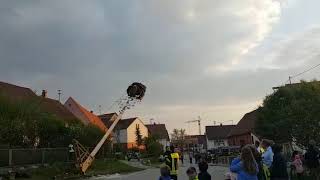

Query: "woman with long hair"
left=247, top=145, right=264, bottom=180
left=230, top=145, right=259, bottom=180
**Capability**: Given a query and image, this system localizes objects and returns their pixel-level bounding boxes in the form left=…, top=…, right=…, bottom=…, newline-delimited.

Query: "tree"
left=135, top=126, right=143, bottom=147
left=0, top=95, right=104, bottom=148
left=256, top=80, right=320, bottom=147
left=171, top=128, right=186, bottom=149
left=144, top=135, right=162, bottom=156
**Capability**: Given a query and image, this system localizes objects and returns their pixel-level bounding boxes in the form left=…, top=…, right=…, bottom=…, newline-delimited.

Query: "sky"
left=1, top=0, right=320, bottom=135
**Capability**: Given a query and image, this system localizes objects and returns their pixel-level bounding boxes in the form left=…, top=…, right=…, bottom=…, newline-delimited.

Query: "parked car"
left=126, top=151, right=140, bottom=161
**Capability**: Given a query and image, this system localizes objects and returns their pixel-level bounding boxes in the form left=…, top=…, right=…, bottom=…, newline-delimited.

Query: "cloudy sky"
left=1, top=0, right=320, bottom=134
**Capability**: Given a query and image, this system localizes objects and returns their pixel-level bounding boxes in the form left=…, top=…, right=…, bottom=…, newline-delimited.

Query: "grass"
left=87, top=159, right=143, bottom=175
left=142, top=157, right=162, bottom=167
left=17, top=159, right=143, bottom=180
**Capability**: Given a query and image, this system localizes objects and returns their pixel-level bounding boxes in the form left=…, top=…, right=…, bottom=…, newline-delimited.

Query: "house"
left=104, top=117, right=148, bottom=149
left=145, top=123, right=170, bottom=151
left=206, top=125, right=235, bottom=150
left=99, top=112, right=118, bottom=126
left=64, top=97, right=107, bottom=132
left=0, top=81, right=77, bottom=121
left=228, top=109, right=260, bottom=146
left=185, top=135, right=207, bottom=153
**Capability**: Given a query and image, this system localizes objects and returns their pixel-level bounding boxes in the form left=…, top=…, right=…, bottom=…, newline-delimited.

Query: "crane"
left=185, top=116, right=202, bottom=135
left=73, top=82, right=146, bottom=174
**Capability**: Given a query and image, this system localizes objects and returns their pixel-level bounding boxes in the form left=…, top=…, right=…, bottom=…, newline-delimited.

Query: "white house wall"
left=127, top=118, right=148, bottom=143
left=158, top=139, right=169, bottom=151
left=113, top=129, right=127, bottom=144
left=207, top=139, right=229, bottom=149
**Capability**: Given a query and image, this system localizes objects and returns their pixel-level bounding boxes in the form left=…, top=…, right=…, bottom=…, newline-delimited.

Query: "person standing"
left=247, top=145, right=264, bottom=180
left=261, top=139, right=274, bottom=180
left=189, top=152, right=193, bottom=164
left=180, top=152, right=184, bottom=165
left=304, top=141, right=320, bottom=179
left=198, top=161, right=211, bottom=180
left=164, top=146, right=180, bottom=180
left=186, top=167, right=199, bottom=180
left=270, top=144, right=288, bottom=180
left=230, top=146, right=259, bottom=180
left=158, top=165, right=171, bottom=180
left=292, top=153, right=304, bottom=180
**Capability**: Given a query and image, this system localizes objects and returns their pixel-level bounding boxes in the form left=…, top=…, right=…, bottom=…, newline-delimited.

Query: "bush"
left=0, top=95, right=104, bottom=148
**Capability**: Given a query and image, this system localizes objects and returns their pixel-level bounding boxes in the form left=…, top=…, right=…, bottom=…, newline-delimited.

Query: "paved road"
left=88, top=164, right=229, bottom=180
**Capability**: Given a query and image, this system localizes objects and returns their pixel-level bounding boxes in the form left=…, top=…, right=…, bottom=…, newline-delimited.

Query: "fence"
left=0, top=147, right=112, bottom=167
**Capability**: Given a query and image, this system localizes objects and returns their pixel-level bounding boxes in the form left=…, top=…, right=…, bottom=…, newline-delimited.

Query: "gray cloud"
left=1, top=0, right=319, bottom=134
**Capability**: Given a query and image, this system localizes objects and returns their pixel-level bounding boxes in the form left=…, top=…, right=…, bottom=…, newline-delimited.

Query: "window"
left=214, top=139, right=225, bottom=146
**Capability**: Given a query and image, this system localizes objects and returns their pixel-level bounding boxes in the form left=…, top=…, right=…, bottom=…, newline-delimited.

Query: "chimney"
left=41, top=90, right=47, bottom=98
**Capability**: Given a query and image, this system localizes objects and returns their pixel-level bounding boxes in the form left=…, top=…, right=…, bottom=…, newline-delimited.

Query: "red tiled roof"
left=228, top=109, right=258, bottom=137
left=40, top=98, right=77, bottom=120
left=0, top=81, right=77, bottom=121
left=65, top=97, right=107, bottom=132
left=0, top=81, right=35, bottom=100
left=145, top=124, right=170, bottom=140
left=205, top=125, right=235, bottom=140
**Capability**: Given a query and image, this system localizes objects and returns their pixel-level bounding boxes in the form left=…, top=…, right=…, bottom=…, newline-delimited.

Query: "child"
left=198, top=161, right=211, bottom=180
left=159, top=165, right=171, bottom=180
left=186, top=167, right=199, bottom=180
left=292, top=154, right=304, bottom=179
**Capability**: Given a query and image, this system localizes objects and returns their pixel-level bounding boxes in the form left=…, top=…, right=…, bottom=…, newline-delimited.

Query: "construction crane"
left=185, top=116, right=202, bottom=135
left=73, top=82, right=146, bottom=174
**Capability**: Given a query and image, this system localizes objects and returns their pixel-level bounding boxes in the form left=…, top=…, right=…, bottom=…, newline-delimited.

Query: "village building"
left=145, top=123, right=170, bottom=151
left=205, top=125, right=235, bottom=150
left=103, top=117, right=148, bottom=150
left=0, top=81, right=77, bottom=122
left=185, top=135, right=207, bottom=153
left=99, top=112, right=118, bottom=126
left=64, top=97, right=107, bottom=132
left=228, top=109, right=260, bottom=146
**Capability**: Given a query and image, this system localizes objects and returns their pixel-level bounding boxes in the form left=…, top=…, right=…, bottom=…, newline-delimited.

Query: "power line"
left=281, top=62, right=320, bottom=86
left=290, top=63, right=320, bottom=79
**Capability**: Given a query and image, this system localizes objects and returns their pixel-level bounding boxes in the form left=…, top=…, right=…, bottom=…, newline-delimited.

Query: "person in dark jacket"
left=198, top=161, right=211, bottom=180
left=304, top=141, right=320, bottom=179
left=270, top=144, right=288, bottom=180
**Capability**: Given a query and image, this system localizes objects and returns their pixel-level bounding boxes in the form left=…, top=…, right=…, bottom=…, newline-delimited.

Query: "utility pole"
left=198, top=116, right=201, bottom=135
left=149, top=118, right=154, bottom=124
left=98, top=105, right=102, bottom=115
left=57, top=89, right=62, bottom=102
left=289, top=76, right=292, bottom=84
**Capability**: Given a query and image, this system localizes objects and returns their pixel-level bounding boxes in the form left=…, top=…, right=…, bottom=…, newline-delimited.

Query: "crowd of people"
left=227, top=139, right=320, bottom=180
left=159, top=145, right=211, bottom=180
left=158, top=140, right=319, bottom=180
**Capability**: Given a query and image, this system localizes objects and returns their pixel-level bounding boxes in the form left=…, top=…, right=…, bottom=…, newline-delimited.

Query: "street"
left=87, top=163, right=229, bottom=180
